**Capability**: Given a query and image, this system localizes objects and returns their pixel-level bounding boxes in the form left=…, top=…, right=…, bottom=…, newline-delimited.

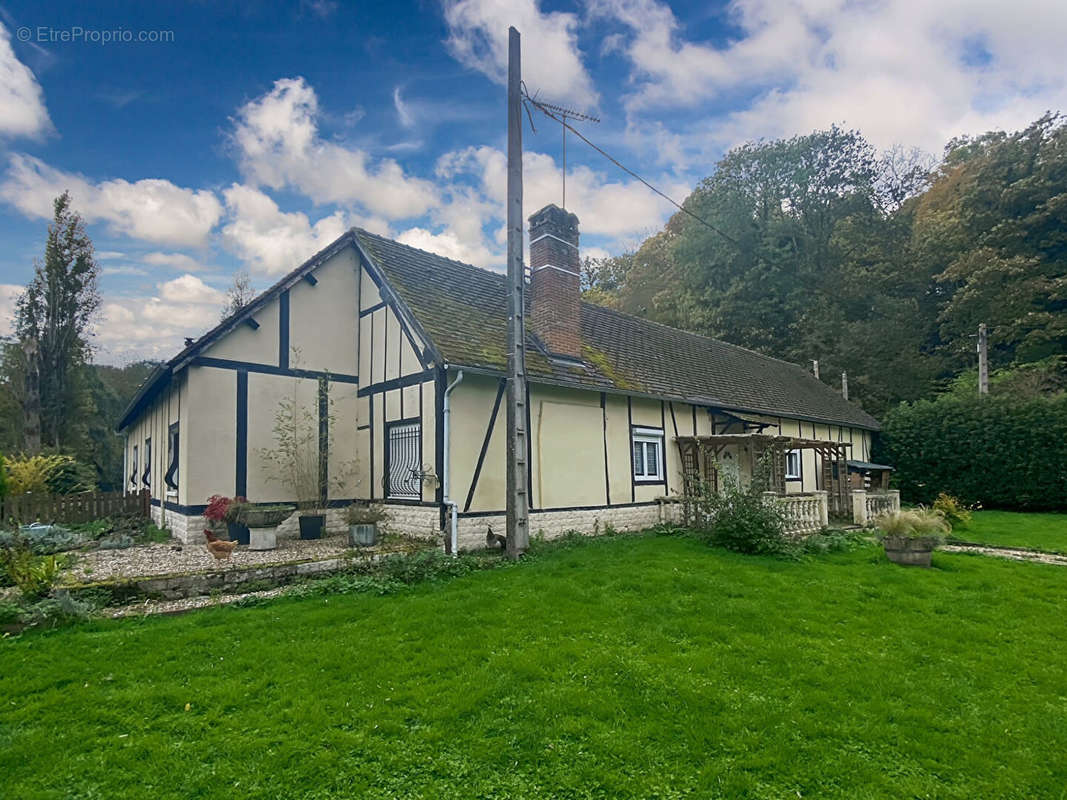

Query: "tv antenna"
left=523, top=92, right=599, bottom=210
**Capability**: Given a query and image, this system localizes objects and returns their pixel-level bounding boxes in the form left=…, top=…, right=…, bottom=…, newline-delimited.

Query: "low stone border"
left=941, top=543, right=1067, bottom=566
left=63, top=547, right=425, bottom=603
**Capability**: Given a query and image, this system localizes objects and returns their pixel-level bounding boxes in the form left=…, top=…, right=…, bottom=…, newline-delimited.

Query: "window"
left=165, top=423, right=180, bottom=491
left=142, top=438, right=151, bottom=488
left=785, top=449, right=801, bottom=481
left=386, top=421, right=421, bottom=499
left=129, top=445, right=138, bottom=490
left=632, top=427, right=664, bottom=482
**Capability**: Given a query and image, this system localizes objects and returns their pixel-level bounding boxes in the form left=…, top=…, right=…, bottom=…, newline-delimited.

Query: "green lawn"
left=2, top=535, right=1066, bottom=799
left=954, top=510, right=1067, bottom=553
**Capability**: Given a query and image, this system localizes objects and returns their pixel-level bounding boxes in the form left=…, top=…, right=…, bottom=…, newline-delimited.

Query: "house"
left=117, top=204, right=881, bottom=549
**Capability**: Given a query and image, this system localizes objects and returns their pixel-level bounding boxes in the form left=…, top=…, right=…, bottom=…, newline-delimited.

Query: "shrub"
left=3, top=454, right=95, bottom=496
left=932, top=493, right=974, bottom=530
left=874, top=508, right=950, bottom=544
left=0, top=539, right=62, bottom=599
left=203, top=495, right=247, bottom=524
left=345, top=503, right=388, bottom=525
left=689, top=473, right=790, bottom=556
left=4, top=524, right=82, bottom=554
left=801, top=529, right=870, bottom=555
left=877, top=393, right=1067, bottom=511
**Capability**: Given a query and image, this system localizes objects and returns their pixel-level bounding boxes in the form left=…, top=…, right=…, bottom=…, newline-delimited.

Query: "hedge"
left=875, top=393, right=1067, bottom=511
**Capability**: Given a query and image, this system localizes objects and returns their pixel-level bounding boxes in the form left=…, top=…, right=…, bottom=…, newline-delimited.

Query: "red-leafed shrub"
left=204, top=495, right=247, bottom=522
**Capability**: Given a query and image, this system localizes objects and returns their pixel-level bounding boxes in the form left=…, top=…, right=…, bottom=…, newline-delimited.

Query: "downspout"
left=442, top=369, right=464, bottom=557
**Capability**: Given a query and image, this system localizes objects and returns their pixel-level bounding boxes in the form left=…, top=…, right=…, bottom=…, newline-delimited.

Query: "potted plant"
left=345, top=503, right=388, bottom=547
left=875, top=508, right=950, bottom=567
left=204, top=495, right=247, bottom=541
left=258, top=361, right=356, bottom=541
left=223, top=497, right=251, bottom=545
left=243, top=504, right=295, bottom=551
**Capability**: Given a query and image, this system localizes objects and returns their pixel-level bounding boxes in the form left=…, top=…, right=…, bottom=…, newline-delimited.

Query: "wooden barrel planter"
left=883, top=535, right=939, bottom=567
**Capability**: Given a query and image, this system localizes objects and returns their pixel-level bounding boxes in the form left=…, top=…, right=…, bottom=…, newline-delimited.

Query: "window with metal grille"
left=129, top=445, right=138, bottom=490
left=165, top=423, right=179, bottom=491
left=632, top=427, right=664, bottom=482
left=386, top=421, right=422, bottom=499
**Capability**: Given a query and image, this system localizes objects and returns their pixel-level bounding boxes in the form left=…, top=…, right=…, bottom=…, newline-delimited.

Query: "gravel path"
left=64, top=536, right=356, bottom=582
left=942, top=543, right=1067, bottom=566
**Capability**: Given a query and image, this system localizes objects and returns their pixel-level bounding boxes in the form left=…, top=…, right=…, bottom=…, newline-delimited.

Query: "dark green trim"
left=236, top=370, right=248, bottom=497
left=279, top=290, right=290, bottom=369
left=357, top=369, right=434, bottom=397
left=190, top=356, right=358, bottom=384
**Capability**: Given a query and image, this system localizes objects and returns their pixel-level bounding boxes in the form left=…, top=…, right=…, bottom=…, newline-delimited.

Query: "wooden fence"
left=1, top=490, right=151, bottom=524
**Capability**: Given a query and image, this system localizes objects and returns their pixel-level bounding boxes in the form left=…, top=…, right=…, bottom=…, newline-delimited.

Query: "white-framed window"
left=632, top=427, right=664, bottom=482
left=785, top=449, right=801, bottom=481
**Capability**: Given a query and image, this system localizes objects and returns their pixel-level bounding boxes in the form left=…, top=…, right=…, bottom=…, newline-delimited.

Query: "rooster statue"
left=204, top=530, right=238, bottom=562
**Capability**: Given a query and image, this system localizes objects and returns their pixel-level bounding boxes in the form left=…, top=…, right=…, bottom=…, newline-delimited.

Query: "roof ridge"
left=581, top=301, right=811, bottom=373
left=353, top=228, right=813, bottom=375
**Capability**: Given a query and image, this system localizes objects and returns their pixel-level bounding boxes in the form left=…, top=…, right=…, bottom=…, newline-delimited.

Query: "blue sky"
left=0, top=0, right=1064, bottom=363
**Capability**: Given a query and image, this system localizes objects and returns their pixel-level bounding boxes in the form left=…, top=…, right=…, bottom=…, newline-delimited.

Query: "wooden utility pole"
left=504, top=26, right=530, bottom=559
left=978, top=323, right=989, bottom=396
left=841, top=371, right=849, bottom=401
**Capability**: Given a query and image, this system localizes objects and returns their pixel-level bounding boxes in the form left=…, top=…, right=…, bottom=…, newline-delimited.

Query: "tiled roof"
left=354, top=230, right=880, bottom=430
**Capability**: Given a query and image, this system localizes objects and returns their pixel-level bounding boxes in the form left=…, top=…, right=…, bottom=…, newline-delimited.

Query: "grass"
left=953, top=510, right=1067, bottom=553
left=2, top=533, right=1066, bottom=799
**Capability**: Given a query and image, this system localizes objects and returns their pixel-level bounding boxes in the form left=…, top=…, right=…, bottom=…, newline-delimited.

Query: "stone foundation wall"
left=381, top=504, right=442, bottom=542
left=455, top=502, right=681, bottom=551
left=158, top=501, right=680, bottom=550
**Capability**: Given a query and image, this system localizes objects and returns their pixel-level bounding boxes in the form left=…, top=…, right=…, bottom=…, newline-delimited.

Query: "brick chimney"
left=529, top=204, right=582, bottom=360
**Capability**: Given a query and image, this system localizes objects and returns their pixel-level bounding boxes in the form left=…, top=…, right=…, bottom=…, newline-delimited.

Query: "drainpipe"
left=442, top=369, right=464, bottom=557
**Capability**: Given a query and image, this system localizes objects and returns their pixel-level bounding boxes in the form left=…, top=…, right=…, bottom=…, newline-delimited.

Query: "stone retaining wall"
left=158, top=501, right=679, bottom=551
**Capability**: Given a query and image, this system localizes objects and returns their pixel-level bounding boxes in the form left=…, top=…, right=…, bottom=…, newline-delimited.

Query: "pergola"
left=674, top=433, right=852, bottom=516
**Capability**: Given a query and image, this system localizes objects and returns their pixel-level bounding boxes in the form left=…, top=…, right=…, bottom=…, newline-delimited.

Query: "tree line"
left=0, top=192, right=253, bottom=492
left=583, top=113, right=1067, bottom=416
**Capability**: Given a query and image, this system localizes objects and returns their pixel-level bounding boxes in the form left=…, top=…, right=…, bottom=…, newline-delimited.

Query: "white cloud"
left=232, top=77, right=439, bottom=219
left=0, top=283, right=23, bottom=337
left=142, top=252, right=210, bottom=272
left=395, top=226, right=499, bottom=269
left=0, top=154, right=223, bottom=247
left=221, top=183, right=349, bottom=276
left=393, top=87, right=415, bottom=128
left=95, top=275, right=227, bottom=362
left=438, top=144, right=678, bottom=244
left=594, top=0, right=1067, bottom=152
left=101, top=266, right=148, bottom=277
left=158, top=274, right=225, bottom=306
left=0, top=23, right=51, bottom=138
left=442, top=0, right=597, bottom=109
